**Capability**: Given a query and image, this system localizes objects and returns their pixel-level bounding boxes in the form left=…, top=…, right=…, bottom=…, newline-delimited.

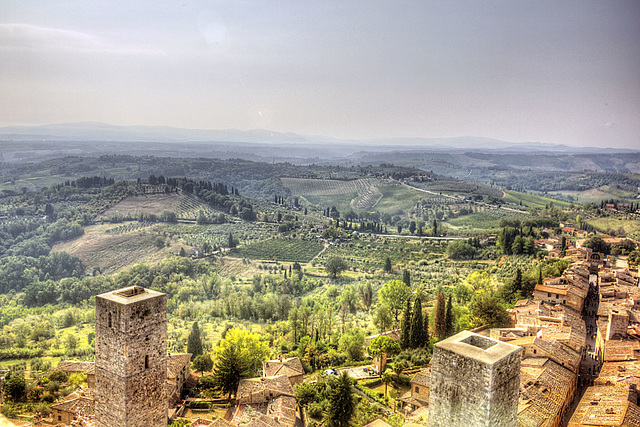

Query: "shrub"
left=48, top=371, right=69, bottom=383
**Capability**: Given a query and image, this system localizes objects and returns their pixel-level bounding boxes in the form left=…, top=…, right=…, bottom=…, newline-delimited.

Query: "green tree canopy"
left=379, top=279, right=411, bottom=322
left=410, top=297, right=427, bottom=347
left=214, top=328, right=270, bottom=377
left=366, top=336, right=401, bottom=358
left=327, top=372, right=355, bottom=427
left=187, top=321, right=204, bottom=357
left=193, top=353, right=213, bottom=373
left=325, top=256, right=348, bottom=278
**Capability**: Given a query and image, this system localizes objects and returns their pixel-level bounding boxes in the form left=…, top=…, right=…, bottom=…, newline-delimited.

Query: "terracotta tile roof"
left=167, top=353, right=192, bottom=379
left=596, top=361, right=640, bottom=388
left=518, top=359, right=574, bottom=427
left=54, top=361, right=95, bottom=374
left=236, top=376, right=294, bottom=401
left=535, top=284, right=568, bottom=296
left=208, top=420, right=234, bottom=427
left=604, top=340, right=639, bottom=362
left=568, top=385, right=640, bottom=426
left=262, top=358, right=304, bottom=378
left=533, top=338, right=581, bottom=372
left=364, top=420, right=393, bottom=427
left=51, top=388, right=95, bottom=416
left=410, top=368, right=430, bottom=387
left=267, top=395, right=296, bottom=427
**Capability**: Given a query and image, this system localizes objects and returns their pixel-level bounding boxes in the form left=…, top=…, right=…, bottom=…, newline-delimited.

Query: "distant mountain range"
left=0, top=121, right=635, bottom=154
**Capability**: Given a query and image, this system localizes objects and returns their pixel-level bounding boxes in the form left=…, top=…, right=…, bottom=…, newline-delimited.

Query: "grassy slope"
left=503, top=190, right=573, bottom=209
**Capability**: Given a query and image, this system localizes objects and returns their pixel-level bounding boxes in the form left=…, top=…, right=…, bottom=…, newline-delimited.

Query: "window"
left=547, top=293, right=551, bottom=297
left=145, top=355, right=149, bottom=370
left=533, top=349, right=537, bottom=354
left=415, top=386, right=420, bottom=393
left=58, top=416, right=62, bottom=421
left=108, top=312, right=112, bottom=328
left=556, top=294, right=559, bottom=299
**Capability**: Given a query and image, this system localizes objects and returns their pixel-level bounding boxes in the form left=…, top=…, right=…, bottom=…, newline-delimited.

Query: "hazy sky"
left=1, top=1, right=639, bottom=148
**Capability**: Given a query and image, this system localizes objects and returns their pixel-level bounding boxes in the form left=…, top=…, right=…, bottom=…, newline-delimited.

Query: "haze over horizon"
left=1, top=1, right=639, bottom=150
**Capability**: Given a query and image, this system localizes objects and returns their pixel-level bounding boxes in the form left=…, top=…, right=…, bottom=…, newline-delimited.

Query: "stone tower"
left=428, top=331, right=522, bottom=427
left=95, top=286, right=167, bottom=427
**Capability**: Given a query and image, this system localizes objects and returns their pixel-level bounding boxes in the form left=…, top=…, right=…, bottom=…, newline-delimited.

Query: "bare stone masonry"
left=95, top=286, right=168, bottom=427
left=428, top=331, right=522, bottom=427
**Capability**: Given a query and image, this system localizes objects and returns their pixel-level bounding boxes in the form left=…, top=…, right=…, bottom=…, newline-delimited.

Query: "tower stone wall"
left=95, top=286, right=167, bottom=427
left=428, top=331, right=522, bottom=427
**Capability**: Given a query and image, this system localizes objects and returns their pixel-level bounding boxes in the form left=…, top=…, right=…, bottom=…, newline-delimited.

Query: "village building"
left=50, top=388, right=95, bottom=426
left=398, top=368, right=430, bottom=411
left=232, top=375, right=298, bottom=427
left=568, top=385, right=640, bottom=426
left=262, top=357, right=304, bottom=386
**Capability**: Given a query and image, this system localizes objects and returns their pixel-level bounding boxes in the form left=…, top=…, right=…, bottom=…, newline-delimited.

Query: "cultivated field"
left=99, top=192, right=216, bottom=220
left=282, top=177, right=383, bottom=210
left=52, top=224, right=181, bottom=274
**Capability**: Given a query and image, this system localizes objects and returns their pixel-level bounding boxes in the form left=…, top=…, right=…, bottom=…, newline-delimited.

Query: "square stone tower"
left=428, top=331, right=522, bottom=427
left=95, top=286, right=167, bottom=427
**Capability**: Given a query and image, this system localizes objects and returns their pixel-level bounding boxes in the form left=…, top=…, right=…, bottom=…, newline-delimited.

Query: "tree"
left=434, top=291, right=447, bottom=340
left=327, top=372, right=355, bottom=427
left=583, top=236, right=611, bottom=255
left=295, top=382, right=318, bottom=407
left=212, top=344, right=250, bottom=398
left=64, top=334, right=78, bottom=351
left=215, top=328, right=270, bottom=377
left=366, top=336, right=401, bottom=360
left=379, top=280, right=411, bottom=323
left=628, top=249, right=640, bottom=269
left=470, top=294, right=510, bottom=328
left=373, top=302, right=393, bottom=333
left=228, top=232, right=237, bottom=249
left=358, top=282, right=373, bottom=310
left=3, top=377, right=26, bottom=402
left=402, top=269, right=410, bottom=287
left=399, top=299, right=412, bottom=349
left=338, top=329, right=365, bottom=361
left=325, top=256, right=348, bottom=278
left=193, top=354, right=213, bottom=373
left=384, top=257, right=392, bottom=273
left=445, top=294, right=454, bottom=338
left=187, top=321, right=204, bottom=357
left=410, top=297, right=426, bottom=347
left=381, top=369, right=393, bottom=397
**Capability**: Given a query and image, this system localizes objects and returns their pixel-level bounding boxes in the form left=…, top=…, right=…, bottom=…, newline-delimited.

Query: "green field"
left=587, top=216, right=640, bottom=239
left=503, top=190, right=573, bottom=209
left=235, top=238, right=324, bottom=262
left=445, top=212, right=503, bottom=231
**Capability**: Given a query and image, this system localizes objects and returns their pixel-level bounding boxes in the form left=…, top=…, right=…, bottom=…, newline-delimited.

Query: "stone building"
left=262, top=357, right=304, bottom=386
left=94, top=286, right=168, bottom=427
left=428, top=331, right=522, bottom=427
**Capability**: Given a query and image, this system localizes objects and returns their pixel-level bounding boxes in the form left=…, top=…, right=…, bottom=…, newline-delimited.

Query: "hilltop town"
left=2, top=219, right=639, bottom=427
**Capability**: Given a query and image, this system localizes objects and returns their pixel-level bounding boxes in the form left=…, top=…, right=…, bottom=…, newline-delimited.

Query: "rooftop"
left=96, top=286, right=165, bottom=305
left=434, top=330, right=522, bottom=365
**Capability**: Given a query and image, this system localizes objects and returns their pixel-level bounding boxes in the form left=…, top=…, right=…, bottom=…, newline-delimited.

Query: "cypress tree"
left=434, top=291, right=447, bottom=340
left=409, top=297, right=424, bottom=348
left=399, top=299, right=412, bottom=349
left=445, top=294, right=454, bottom=338
left=384, top=257, right=392, bottom=273
left=402, top=269, right=411, bottom=287
left=187, top=321, right=204, bottom=357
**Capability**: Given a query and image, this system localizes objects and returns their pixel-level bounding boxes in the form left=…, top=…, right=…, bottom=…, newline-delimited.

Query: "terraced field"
left=282, top=177, right=383, bottom=210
